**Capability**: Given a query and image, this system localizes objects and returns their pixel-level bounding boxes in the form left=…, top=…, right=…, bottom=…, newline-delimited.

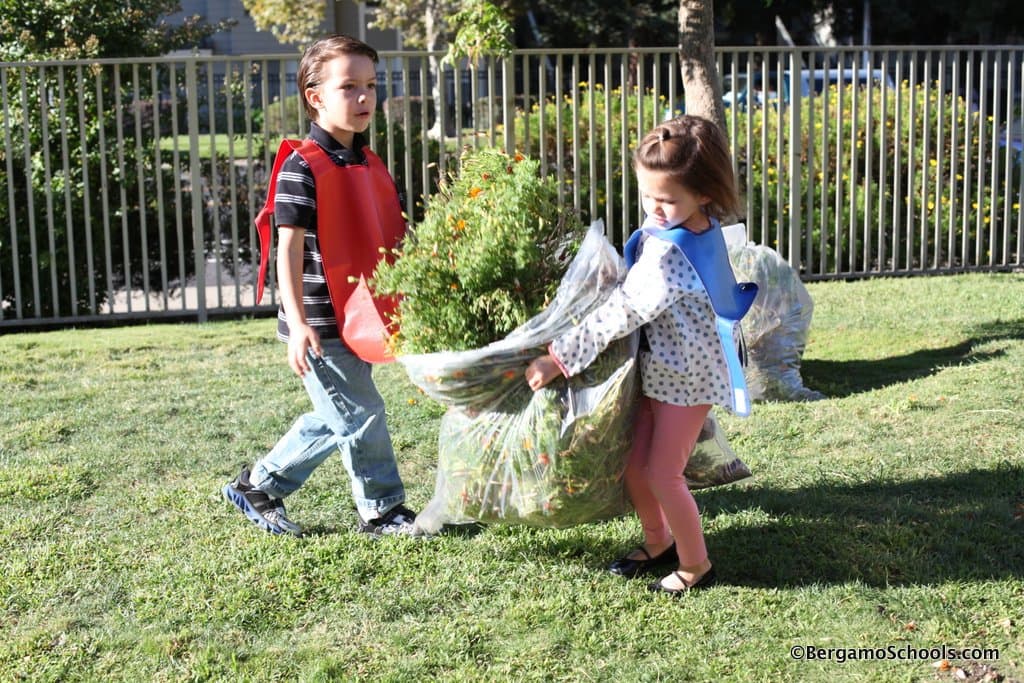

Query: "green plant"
left=0, top=64, right=202, bottom=316
left=373, top=148, right=585, bottom=353
left=730, top=82, right=1018, bottom=272
left=0, top=0, right=235, bottom=317
left=502, top=78, right=1019, bottom=270
left=443, top=0, right=513, bottom=68
left=510, top=83, right=664, bottom=242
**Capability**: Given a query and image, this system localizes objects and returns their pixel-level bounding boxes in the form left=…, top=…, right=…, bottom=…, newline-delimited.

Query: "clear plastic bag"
left=403, top=222, right=753, bottom=533
left=401, top=222, right=638, bottom=532
left=687, top=411, right=752, bottom=490
left=727, top=241, right=825, bottom=402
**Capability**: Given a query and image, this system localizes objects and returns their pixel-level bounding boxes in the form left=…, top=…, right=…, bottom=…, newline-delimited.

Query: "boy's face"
left=305, top=53, right=377, bottom=148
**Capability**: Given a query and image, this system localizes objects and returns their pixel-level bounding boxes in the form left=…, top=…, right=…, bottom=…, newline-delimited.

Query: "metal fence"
left=1, top=46, right=1022, bottom=328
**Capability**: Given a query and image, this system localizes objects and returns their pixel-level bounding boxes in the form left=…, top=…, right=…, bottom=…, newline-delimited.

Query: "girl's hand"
left=525, top=355, right=562, bottom=391
left=287, top=323, right=322, bottom=377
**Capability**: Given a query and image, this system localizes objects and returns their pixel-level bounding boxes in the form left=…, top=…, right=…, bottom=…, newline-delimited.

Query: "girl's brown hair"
left=297, top=34, right=379, bottom=122
left=633, top=115, right=740, bottom=219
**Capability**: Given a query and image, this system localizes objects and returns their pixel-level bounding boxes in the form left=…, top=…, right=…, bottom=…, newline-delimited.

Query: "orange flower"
left=537, top=453, right=550, bottom=466
left=514, top=152, right=525, bottom=162
left=450, top=283, right=459, bottom=290
left=455, top=219, right=466, bottom=231
left=502, top=369, right=516, bottom=380
left=469, top=186, right=482, bottom=198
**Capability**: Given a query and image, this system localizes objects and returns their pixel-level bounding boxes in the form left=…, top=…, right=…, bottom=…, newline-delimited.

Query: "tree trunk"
left=424, top=0, right=445, bottom=140
left=677, top=0, right=725, bottom=134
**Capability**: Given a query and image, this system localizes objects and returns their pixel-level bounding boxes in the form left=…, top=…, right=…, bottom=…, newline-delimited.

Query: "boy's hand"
left=287, top=323, right=322, bottom=377
left=525, top=355, right=562, bottom=391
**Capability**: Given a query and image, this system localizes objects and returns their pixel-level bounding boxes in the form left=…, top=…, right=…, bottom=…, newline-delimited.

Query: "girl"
left=525, top=115, right=755, bottom=595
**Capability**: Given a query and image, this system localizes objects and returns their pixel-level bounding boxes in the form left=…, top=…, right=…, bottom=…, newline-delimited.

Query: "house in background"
left=165, top=1, right=407, bottom=104
left=169, top=0, right=402, bottom=55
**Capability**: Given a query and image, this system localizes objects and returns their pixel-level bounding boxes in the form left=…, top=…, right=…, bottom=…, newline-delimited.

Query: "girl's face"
left=636, top=166, right=712, bottom=231
left=305, top=53, right=377, bottom=148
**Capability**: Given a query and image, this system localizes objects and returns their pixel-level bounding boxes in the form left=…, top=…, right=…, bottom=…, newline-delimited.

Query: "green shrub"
left=260, top=93, right=305, bottom=140
left=509, top=83, right=662, bottom=241
left=503, top=80, right=1019, bottom=271
left=728, top=82, right=1018, bottom=271
left=0, top=64, right=199, bottom=316
left=372, top=148, right=586, bottom=354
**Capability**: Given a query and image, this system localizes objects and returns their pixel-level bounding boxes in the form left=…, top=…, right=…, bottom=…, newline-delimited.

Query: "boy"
left=222, top=34, right=418, bottom=537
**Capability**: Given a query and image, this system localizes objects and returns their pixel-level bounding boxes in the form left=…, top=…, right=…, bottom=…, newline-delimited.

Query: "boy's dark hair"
left=633, top=115, right=740, bottom=219
left=297, top=34, right=379, bottom=122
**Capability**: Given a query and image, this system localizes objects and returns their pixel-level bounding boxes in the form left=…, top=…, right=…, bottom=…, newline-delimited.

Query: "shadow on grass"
left=480, top=466, right=1023, bottom=588
left=696, top=465, right=1024, bottom=588
left=803, top=317, right=1024, bottom=397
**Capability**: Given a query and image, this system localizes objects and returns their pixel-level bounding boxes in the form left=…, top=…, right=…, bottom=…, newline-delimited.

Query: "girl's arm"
left=277, top=225, right=322, bottom=377
left=527, top=238, right=700, bottom=390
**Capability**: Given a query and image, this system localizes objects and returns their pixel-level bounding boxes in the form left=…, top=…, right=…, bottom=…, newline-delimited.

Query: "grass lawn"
left=2, top=272, right=1022, bottom=682
left=158, top=134, right=266, bottom=159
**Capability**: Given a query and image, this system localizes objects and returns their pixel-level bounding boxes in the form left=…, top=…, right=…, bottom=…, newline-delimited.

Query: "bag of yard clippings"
left=726, top=235, right=825, bottom=402
left=404, top=223, right=751, bottom=534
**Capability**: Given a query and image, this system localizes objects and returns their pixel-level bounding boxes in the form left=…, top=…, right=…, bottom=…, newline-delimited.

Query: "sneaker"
left=222, top=467, right=303, bottom=537
left=357, top=504, right=424, bottom=537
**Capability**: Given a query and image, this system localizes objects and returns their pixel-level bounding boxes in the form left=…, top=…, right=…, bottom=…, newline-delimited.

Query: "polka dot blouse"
left=549, top=231, right=737, bottom=412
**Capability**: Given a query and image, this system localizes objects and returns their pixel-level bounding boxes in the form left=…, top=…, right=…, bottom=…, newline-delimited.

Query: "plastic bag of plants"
left=728, top=241, right=825, bottom=402
left=404, top=224, right=753, bottom=532
left=403, top=223, right=640, bottom=532
left=374, top=150, right=751, bottom=531
left=687, top=411, right=752, bottom=490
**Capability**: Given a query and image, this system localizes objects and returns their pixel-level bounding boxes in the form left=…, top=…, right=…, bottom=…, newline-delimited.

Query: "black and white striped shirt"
left=274, top=123, right=369, bottom=343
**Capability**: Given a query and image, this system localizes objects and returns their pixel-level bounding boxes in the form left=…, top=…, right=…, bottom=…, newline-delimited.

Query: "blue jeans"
left=249, top=338, right=405, bottom=519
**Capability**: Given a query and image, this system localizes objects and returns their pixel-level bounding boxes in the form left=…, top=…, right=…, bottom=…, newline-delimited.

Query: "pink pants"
left=624, top=397, right=711, bottom=568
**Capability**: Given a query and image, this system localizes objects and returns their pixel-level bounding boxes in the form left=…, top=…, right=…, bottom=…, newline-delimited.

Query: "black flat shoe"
left=607, top=543, right=677, bottom=578
left=647, top=566, right=717, bottom=596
